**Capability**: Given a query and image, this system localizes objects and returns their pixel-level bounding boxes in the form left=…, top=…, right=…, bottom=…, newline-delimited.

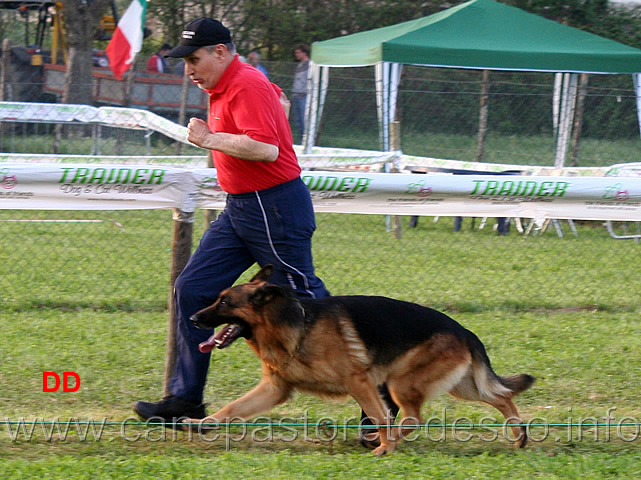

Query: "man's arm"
left=187, top=118, right=278, bottom=162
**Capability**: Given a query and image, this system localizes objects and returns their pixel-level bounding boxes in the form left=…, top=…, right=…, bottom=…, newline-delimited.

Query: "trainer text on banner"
left=0, top=164, right=191, bottom=211
left=2, top=165, right=641, bottom=223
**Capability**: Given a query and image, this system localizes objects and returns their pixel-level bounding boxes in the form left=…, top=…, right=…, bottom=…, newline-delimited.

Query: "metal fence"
left=3, top=58, right=641, bottom=165
left=1, top=62, right=640, bottom=319
left=2, top=208, right=640, bottom=315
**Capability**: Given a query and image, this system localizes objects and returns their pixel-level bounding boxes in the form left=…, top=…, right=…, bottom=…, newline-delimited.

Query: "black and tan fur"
left=187, top=265, right=535, bottom=455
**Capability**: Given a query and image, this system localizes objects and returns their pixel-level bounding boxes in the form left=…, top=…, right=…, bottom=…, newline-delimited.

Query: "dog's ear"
left=251, top=264, right=274, bottom=283
left=249, top=284, right=284, bottom=308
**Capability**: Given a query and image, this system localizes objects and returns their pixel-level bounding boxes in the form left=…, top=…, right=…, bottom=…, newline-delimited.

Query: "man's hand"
left=187, top=117, right=278, bottom=162
left=187, top=118, right=214, bottom=149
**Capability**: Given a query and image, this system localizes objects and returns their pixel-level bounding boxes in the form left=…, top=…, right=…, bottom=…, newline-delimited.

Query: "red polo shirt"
left=206, top=56, right=301, bottom=194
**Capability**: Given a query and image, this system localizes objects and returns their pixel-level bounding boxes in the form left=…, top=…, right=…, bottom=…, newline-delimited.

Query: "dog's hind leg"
left=383, top=384, right=425, bottom=441
left=482, top=395, right=528, bottom=448
left=449, top=373, right=528, bottom=448
left=387, top=362, right=470, bottom=442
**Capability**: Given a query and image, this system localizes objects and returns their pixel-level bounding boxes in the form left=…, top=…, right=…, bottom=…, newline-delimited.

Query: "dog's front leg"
left=348, top=376, right=397, bottom=456
left=185, top=377, right=291, bottom=429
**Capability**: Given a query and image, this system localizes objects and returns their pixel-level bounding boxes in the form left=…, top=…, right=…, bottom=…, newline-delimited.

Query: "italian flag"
left=106, top=0, right=147, bottom=80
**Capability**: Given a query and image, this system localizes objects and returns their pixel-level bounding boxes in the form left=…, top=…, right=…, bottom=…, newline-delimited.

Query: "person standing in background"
left=147, top=44, right=172, bottom=73
left=248, top=51, right=269, bottom=78
left=291, top=44, right=310, bottom=144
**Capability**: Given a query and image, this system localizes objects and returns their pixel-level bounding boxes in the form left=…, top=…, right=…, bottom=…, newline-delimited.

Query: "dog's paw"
left=178, top=418, right=200, bottom=432
left=372, top=438, right=397, bottom=456
left=182, top=417, right=219, bottom=432
left=515, top=431, right=528, bottom=449
left=372, top=445, right=391, bottom=456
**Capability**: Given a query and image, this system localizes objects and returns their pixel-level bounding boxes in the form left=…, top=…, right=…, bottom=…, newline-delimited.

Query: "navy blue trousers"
left=169, top=177, right=330, bottom=403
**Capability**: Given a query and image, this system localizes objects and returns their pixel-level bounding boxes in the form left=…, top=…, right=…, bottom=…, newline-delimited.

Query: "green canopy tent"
left=306, top=0, right=641, bottom=167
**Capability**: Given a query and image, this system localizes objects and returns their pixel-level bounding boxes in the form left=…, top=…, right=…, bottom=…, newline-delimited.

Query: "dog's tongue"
left=199, top=324, right=241, bottom=353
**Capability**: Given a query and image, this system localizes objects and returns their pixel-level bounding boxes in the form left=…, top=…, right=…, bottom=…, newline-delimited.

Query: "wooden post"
left=204, top=150, right=218, bottom=226
left=476, top=70, right=490, bottom=163
left=163, top=209, right=194, bottom=397
left=390, top=120, right=402, bottom=239
left=124, top=61, right=136, bottom=106
left=175, top=73, right=190, bottom=155
left=1, top=39, right=9, bottom=100
left=115, top=63, right=137, bottom=156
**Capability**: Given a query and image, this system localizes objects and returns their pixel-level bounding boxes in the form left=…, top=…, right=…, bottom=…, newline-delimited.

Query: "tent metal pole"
left=554, top=73, right=578, bottom=169
left=633, top=73, right=641, bottom=139
left=317, top=66, right=329, bottom=143
left=375, top=62, right=389, bottom=151
left=389, top=63, right=402, bottom=126
left=553, top=73, right=562, bottom=136
left=303, top=62, right=321, bottom=154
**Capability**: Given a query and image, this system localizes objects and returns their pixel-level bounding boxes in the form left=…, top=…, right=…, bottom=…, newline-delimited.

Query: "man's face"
left=184, top=46, right=229, bottom=90
left=294, top=49, right=307, bottom=62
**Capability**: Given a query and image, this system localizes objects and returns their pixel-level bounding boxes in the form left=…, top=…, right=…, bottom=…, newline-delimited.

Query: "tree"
left=146, top=0, right=246, bottom=51
left=143, top=0, right=453, bottom=60
left=509, top=0, right=609, bottom=26
left=135, top=0, right=641, bottom=60
left=60, top=0, right=112, bottom=105
left=232, top=0, right=452, bottom=60
left=145, top=0, right=192, bottom=49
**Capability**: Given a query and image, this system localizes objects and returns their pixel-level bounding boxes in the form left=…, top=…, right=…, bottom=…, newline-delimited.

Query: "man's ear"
left=250, top=265, right=274, bottom=283
left=249, top=284, right=284, bottom=308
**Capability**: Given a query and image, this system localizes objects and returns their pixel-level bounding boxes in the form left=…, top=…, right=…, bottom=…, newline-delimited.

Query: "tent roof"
left=310, top=0, right=641, bottom=74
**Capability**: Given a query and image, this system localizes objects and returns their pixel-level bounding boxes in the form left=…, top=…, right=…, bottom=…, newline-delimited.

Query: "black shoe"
left=134, top=395, right=207, bottom=428
left=359, top=429, right=381, bottom=449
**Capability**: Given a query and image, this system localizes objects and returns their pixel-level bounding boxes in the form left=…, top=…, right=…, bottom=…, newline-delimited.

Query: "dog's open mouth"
left=199, top=324, right=242, bottom=353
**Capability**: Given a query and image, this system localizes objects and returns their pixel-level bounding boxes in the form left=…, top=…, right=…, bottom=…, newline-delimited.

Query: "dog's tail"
left=467, top=333, right=535, bottom=400
left=498, top=373, right=536, bottom=396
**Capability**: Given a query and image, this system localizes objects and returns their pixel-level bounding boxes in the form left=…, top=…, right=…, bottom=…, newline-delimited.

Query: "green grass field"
left=1, top=210, right=641, bottom=478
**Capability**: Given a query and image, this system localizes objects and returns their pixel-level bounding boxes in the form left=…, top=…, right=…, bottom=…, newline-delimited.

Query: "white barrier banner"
left=0, top=102, right=189, bottom=143
left=193, top=170, right=641, bottom=223
left=0, top=164, right=193, bottom=211
left=0, top=102, right=95, bottom=123
left=2, top=165, right=641, bottom=222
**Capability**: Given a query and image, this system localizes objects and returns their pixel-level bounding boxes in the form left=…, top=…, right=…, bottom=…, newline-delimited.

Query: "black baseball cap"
left=165, top=18, right=232, bottom=58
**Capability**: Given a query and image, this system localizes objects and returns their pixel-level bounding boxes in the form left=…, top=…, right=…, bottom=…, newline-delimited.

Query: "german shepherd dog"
left=188, top=265, right=535, bottom=455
